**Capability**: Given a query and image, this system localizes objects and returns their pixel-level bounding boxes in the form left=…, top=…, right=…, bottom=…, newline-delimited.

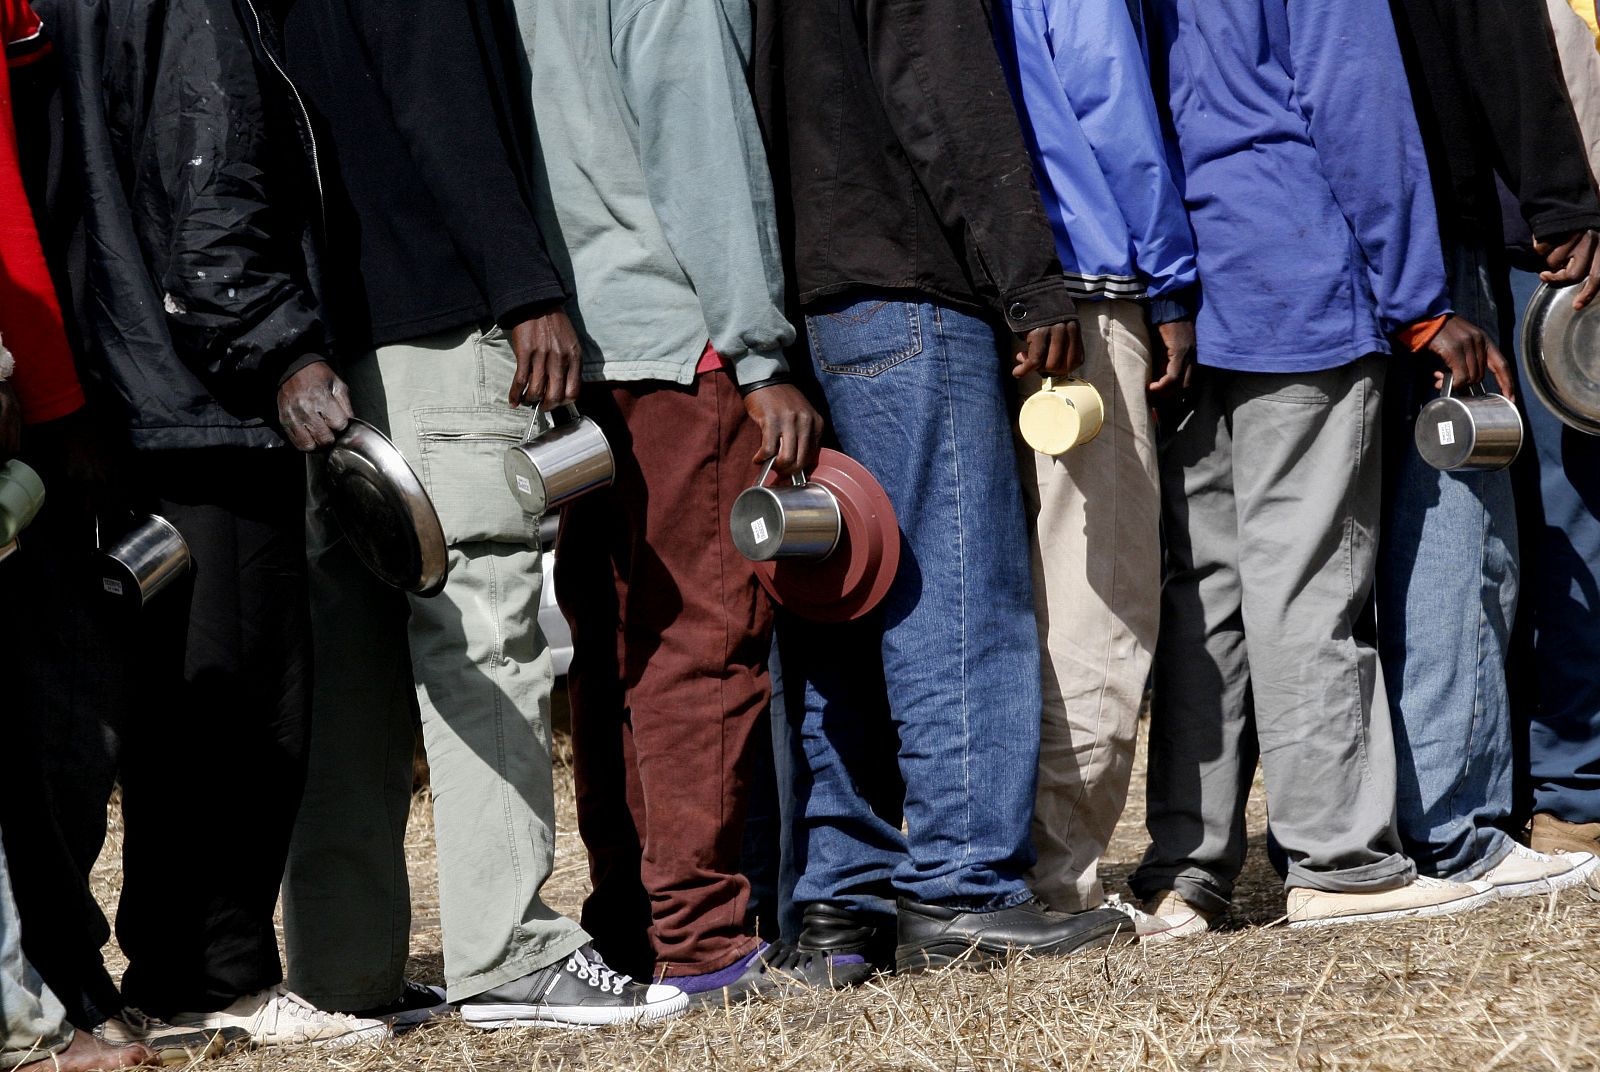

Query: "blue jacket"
left=1147, top=0, right=1449, bottom=372
left=993, top=0, right=1199, bottom=323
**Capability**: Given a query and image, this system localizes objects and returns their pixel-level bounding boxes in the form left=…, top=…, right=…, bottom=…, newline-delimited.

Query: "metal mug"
left=95, top=514, right=191, bottom=606
left=1019, top=376, right=1105, bottom=456
left=0, top=459, right=46, bottom=565
left=1414, top=373, right=1524, bottom=472
left=504, top=404, right=615, bottom=516
left=730, top=458, right=842, bottom=562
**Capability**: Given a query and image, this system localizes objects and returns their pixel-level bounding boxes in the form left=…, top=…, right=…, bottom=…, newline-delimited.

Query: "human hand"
left=1148, top=319, right=1196, bottom=398
left=0, top=383, right=20, bottom=462
left=1012, top=321, right=1083, bottom=379
left=509, top=307, right=582, bottom=410
left=1535, top=229, right=1600, bottom=310
left=1420, top=315, right=1516, bottom=402
left=276, top=360, right=354, bottom=451
left=742, top=383, right=822, bottom=476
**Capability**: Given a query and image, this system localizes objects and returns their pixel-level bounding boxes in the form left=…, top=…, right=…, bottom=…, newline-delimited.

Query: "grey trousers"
left=284, top=326, right=588, bottom=1006
left=1018, top=300, right=1160, bottom=913
left=1131, top=356, right=1415, bottom=914
left=1, top=838, right=72, bottom=1070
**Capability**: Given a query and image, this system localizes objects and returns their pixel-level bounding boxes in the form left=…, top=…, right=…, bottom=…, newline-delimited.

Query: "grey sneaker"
left=93, top=1008, right=247, bottom=1064
left=344, top=980, right=451, bottom=1031
left=458, top=946, right=687, bottom=1030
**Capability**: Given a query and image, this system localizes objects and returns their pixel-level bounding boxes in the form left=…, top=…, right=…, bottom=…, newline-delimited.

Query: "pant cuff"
left=1128, top=866, right=1233, bottom=916
left=446, top=925, right=591, bottom=1003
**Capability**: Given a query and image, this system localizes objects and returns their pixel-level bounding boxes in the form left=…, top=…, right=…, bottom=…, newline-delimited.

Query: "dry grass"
left=88, top=697, right=1600, bottom=1072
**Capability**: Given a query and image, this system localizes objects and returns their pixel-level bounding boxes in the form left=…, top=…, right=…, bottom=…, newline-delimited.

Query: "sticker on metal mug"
left=752, top=518, right=770, bottom=544
left=1438, top=422, right=1456, bottom=446
left=102, top=577, right=124, bottom=596
left=515, top=474, right=532, bottom=495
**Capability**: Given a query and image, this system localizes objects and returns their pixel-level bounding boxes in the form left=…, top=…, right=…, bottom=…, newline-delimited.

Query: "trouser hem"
left=1433, top=831, right=1515, bottom=883
left=446, top=927, right=590, bottom=1004
left=1282, top=853, right=1415, bottom=895
left=1127, top=867, right=1232, bottom=916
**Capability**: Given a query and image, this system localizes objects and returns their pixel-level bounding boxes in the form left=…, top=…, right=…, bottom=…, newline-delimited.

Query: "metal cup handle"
left=1441, top=371, right=1493, bottom=400
left=752, top=456, right=808, bottom=490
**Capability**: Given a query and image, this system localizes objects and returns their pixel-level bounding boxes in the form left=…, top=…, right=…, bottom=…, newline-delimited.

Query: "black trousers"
left=3, top=445, right=311, bottom=1019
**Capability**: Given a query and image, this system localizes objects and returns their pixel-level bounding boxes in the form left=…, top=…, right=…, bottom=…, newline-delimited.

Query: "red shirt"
left=0, top=0, right=83, bottom=424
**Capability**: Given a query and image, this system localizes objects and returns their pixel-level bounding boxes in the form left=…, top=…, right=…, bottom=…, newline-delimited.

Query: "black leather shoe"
left=768, top=904, right=893, bottom=989
left=894, top=898, right=1130, bottom=973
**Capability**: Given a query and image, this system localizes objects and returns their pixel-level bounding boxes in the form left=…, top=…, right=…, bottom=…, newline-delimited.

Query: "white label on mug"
left=751, top=517, right=770, bottom=544
left=102, top=577, right=124, bottom=596
left=515, top=474, right=532, bottom=495
left=1437, top=422, right=1456, bottom=446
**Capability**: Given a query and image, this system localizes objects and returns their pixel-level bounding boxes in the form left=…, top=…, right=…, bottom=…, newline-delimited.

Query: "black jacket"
left=1389, top=0, right=1600, bottom=248
left=755, top=0, right=1075, bottom=333
left=279, top=0, right=566, bottom=354
left=34, top=0, right=326, bottom=450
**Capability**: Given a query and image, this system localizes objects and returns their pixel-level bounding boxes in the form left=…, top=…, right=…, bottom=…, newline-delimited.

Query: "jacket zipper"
left=238, top=0, right=325, bottom=218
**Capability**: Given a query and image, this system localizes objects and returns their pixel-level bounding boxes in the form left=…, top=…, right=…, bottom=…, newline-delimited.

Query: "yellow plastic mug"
left=1019, top=377, right=1105, bottom=455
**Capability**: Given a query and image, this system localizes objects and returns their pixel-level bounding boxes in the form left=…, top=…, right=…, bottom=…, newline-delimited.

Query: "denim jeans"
left=1379, top=241, right=1520, bottom=880
left=0, top=837, right=73, bottom=1070
left=1508, top=267, right=1600, bottom=824
left=786, top=296, right=1041, bottom=917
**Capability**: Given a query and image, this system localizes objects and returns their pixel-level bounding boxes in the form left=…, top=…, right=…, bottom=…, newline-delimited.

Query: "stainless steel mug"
left=504, top=404, right=615, bottom=515
left=1414, top=373, right=1524, bottom=472
left=730, top=458, right=842, bottom=562
left=96, top=515, right=191, bottom=606
left=0, top=460, right=46, bottom=565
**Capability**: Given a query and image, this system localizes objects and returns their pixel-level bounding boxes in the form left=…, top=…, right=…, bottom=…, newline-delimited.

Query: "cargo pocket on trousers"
left=414, top=407, right=544, bottom=546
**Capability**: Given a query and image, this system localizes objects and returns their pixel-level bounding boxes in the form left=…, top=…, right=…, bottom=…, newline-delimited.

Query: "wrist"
left=737, top=374, right=793, bottom=398
left=1396, top=314, right=1449, bottom=353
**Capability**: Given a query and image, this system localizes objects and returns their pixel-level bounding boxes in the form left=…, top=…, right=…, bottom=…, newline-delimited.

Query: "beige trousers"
left=1017, top=299, right=1161, bottom=913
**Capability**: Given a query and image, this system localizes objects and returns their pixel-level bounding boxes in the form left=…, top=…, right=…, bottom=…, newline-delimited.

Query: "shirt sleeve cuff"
left=730, top=349, right=789, bottom=389
left=1147, top=285, right=1200, bottom=326
left=1000, top=280, right=1078, bottom=334
left=1396, top=314, right=1449, bottom=353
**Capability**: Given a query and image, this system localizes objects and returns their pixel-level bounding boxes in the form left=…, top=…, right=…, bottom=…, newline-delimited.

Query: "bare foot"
left=16, top=1031, right=156, bottom=1071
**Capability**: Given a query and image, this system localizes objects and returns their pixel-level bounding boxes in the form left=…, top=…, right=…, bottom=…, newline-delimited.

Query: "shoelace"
left=566, top=952, right=631, bottom=996
left=1102, top=894, right=1153, bottom=923
left=253, top=987, right=367, bottom=1034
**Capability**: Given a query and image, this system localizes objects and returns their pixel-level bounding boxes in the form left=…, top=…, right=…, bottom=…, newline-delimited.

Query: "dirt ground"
left=88, top=695, right=1600, bottom=1072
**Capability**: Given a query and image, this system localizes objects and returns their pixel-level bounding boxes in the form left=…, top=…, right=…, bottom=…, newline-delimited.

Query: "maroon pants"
left=555, top=370, right=773, bottom=979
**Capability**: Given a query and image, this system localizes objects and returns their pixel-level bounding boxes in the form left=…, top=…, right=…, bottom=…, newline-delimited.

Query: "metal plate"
left=324, top=420, right=449, bottom=596
left=1521, top=281, right=1600, bottom=435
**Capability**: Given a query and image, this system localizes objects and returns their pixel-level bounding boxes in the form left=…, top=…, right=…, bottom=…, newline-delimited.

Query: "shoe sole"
left=305, top=1025, right=393, bottom=1049
left=385, top=1002, right=454, bottom=1032
left=1489, top=853, right=1600, bottom=901
left=894, top=919, right=1128, bottom=974
left=461, top=994, right=690, bottom=1030
left=1287, top=887, right=1498, bottom=929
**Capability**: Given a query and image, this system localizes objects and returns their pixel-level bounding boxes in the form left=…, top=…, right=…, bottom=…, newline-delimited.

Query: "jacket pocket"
left=805, top=301, right=924, bottom=377
left=414, top=407, right=544, bottom=546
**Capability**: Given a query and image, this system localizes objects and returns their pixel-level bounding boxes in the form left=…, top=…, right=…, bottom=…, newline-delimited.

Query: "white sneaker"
left=170, top=986, right=390, bottom=1049
left=1139, top=890, right=1217, bottom=943
left=1286, top=876, right=1495, bottom=929
left=1479, top=843, right=1600, bottom=900
left=1102, top=894, right=1175, bottom=939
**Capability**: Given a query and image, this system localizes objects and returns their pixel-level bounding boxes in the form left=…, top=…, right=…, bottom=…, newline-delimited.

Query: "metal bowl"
left=324, top=419, right=448, bottom=596
left=1520, top=281, right=1600, bottom=435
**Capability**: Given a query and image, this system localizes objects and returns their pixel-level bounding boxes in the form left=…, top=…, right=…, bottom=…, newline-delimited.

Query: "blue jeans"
left=1509, top=268, right=1600, bottom=824
left=787, top=296, right=1042, bottom=917
left=1379, top=241, right=1520, bottom=879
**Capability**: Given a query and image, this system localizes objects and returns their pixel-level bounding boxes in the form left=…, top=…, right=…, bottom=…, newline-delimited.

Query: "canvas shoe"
left=458, top=946, right=687, bottom=1029
left=1528, top=813, right=1600, bottom=858
left=1139, top=890, right=1217, bottom=943
left=1479, top=843, right=1600, bottom=900
left=1285, top=876, right=1494, bottom=928
left=344, top=980, right=451, bottom=1030
left=169, top=986, right=389, bottom=1049
left=92, top=1009, right=246, bottom=1065
left=1101, top=894, right=1177, bottom=940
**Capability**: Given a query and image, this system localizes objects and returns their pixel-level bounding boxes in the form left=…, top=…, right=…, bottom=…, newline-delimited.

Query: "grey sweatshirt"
left=511, top=0, right=794, bottom=387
